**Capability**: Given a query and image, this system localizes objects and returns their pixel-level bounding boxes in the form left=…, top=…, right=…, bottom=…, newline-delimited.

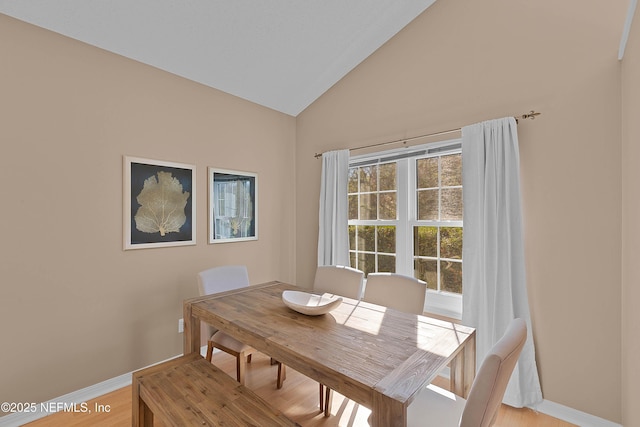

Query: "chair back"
left=197, top=265, right=250, bottom=345
left=197, top=265, right=250, bottom=296
left=313, top=265, right=364, bottom=300
left=460, top=318, right=527, bottom=427
left=363, top=273, right=426, bottom=314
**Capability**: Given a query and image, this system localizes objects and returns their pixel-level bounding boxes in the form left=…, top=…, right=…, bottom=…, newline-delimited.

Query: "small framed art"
left=209, top=168, right=257, bottom=243
left=124, top=156, right=196, bottom=250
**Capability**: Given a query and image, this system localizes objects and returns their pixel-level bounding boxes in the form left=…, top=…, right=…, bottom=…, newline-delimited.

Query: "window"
left=348, top=141, right=463, bottom=317
left=348, top=162, right=398, bottom=276
left=413, top=154, right=463, bottom=294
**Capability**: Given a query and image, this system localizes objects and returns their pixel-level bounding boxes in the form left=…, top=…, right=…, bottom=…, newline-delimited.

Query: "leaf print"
left=134, top=171, right=190, bottom=236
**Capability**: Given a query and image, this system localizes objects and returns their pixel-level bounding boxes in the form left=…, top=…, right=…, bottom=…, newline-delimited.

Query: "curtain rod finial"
left=521, top=110, right=541, bottom=120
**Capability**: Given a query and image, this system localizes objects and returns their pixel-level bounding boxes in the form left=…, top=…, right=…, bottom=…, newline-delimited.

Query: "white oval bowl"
left=282, top=290, right=343, bottom=316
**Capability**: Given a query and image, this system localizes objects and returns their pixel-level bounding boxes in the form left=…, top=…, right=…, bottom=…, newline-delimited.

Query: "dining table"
left=183, top=281, right=476, bottom=427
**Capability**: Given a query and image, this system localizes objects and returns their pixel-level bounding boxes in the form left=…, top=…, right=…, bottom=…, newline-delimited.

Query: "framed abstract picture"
left=208, top=168, right=257, bottom=244
left=124, top=156, right=196, bottom=250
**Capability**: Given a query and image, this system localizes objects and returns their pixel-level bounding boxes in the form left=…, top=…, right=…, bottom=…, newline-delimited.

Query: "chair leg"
left=319, top=383, right=332, bottom=416
left=276, top=363, right=286, bottom=389
left=273, top=358, right=286, bottom=389
left=324, top=385, right=333, bottom=417
left=205, top=341, right=214, bottom=362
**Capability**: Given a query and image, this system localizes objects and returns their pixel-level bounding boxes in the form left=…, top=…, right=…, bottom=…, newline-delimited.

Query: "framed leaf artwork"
left=209, top=168, right=258, bottom=243
left=124, top=156, right=196, bottom=250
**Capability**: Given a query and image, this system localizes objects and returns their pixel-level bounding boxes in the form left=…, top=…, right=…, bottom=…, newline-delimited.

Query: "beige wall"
left=2, top=1, right=634, bottom=424
left=297, top=0, right=624, bottom=422
left=622, top=3, right=640, bottom=426
left=0, top=14, right=296, bottom=405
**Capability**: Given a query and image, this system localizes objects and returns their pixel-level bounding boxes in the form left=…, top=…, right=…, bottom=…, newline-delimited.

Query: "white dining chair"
left=313, top=264, right=365, bottom=416
left=363, top=272, right=427, bottom=314
left=407, top=318, right=527, bottom=427
left=198, top=265, right=285, bottom=388
left=313, top=265, right=365, bottom=300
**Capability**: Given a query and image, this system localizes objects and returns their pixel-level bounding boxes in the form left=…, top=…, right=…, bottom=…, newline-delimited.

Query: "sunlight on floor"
left=330, top=395, right=372, bottom=427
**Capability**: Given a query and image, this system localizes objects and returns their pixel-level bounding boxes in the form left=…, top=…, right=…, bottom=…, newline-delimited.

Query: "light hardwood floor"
left=24, top=351, right=574, bottom=427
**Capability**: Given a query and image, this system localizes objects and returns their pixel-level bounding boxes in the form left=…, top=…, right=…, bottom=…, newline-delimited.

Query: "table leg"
left=132, top=377, right=140, bottom=427
left=183, top=301, right=200, bottom=354
left=371, top=391, right=406, bottom=427
left=450, top=333, right=476, bottom=398
left=139, top=400, right=153, bottom=427
left=464, top=334, right=476, bottom=396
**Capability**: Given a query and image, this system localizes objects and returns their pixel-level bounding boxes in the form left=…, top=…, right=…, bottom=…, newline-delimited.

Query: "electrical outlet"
left=178, top=318, right=184, bottom=333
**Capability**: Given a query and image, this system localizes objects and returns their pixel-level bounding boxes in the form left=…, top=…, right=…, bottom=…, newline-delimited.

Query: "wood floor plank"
left=23, top=352, right=575, bottom=427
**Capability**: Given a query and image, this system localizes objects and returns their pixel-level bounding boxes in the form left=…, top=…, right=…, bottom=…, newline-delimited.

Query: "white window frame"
left=348, top=161, right=400, bottom=274
left=348, top=139, right=463, bottom=319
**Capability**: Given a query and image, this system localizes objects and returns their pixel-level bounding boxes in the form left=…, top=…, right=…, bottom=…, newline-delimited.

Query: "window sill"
left=424, top=290, right=462, bottom=320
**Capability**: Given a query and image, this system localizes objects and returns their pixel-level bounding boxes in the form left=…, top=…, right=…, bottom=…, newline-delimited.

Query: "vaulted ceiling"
left=0, top=0, right=437, bottom=116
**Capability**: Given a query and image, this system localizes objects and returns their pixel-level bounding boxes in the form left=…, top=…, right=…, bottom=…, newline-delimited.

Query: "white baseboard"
left=0, top=346, right=622, bottom=427
left=537, top=400, right=622, bottom=427
left=0, top=371, right=133, bottom=427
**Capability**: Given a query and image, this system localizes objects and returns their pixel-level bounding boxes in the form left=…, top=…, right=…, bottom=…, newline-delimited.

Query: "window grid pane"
left=349, top=225, right=397, bottom=276
left=441, top=260, right=462, bottom=293
left=348, top=162, right=397, bottom=277
left=359, top=193, right=378, bottom=220
left=413, top=152, right=463, bottom=294
left=348, top=163, right=397, bottom=221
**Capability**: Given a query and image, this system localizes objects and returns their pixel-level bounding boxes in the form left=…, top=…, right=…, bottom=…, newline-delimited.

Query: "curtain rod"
left=313, top=110, right=541, bottom=159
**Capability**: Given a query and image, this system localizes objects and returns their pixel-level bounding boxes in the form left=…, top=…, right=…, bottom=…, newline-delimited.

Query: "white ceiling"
left=0, top=0, right=436, bottom=116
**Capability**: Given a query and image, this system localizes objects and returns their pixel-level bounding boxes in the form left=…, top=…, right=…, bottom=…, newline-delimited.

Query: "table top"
left=186, top=281, right=475, bottom=409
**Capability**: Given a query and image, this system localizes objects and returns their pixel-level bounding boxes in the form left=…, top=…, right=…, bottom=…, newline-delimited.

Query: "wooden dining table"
left=183, top=281, right=476, bottom=427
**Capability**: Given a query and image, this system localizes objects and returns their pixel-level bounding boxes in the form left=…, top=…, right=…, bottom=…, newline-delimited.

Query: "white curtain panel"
left=317, top=149, right=350, bottom=266
left=461, top=117, right=543, bottom=408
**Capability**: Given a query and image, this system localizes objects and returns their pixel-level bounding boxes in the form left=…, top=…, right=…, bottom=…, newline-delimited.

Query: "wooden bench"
left=132, top=353, right=300, bottom=427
